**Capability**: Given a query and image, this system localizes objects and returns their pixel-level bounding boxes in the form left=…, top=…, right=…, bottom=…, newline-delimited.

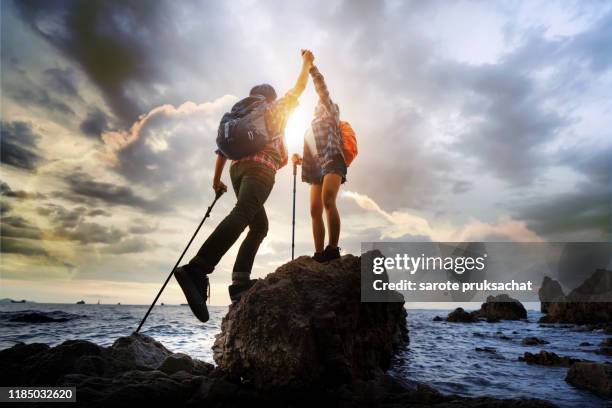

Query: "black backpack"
left=216, top=95, right=271, bottom=160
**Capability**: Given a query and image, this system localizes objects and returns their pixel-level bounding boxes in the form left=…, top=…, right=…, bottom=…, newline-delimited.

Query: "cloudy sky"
left=1, top=0, right=610, bottom=305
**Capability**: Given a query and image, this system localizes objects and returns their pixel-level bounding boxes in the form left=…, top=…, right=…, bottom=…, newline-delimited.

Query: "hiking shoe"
left=322, top=245, right=341, bottom=262
left=228, top=279, right=258, bottom=303
left=312, top=252, right=326, bottom=263
left=175, top=265, right=209, bottom=323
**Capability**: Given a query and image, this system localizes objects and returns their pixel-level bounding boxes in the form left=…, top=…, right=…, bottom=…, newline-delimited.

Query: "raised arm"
left=290, top=49, right=314, bottom=98
left=309, top=64, right=334, bottom=113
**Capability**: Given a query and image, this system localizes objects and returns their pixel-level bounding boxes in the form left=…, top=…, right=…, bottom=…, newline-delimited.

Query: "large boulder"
left=539, top=269, right=612, bottom=325
left=212, top=254, right=408, bottom=390
left=446, top=307, right=477, bottom=323
left=566, top=362, right=612, bottom=397
left=474, top=294, right=527, bottom=320
left=519, top=351, right=586, bottom=367
left=538, top=276, right=565, bottom=313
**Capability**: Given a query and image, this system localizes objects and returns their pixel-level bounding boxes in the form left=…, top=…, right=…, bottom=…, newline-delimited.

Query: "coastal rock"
left=522, top=337, right=549, bottom=346
left=598, top=338, right=612, bottom=356
left=539, top=269, right=612, bottom=325
left=566, top=362, right=612, bottom=397
left=446, top=307, right=477, bottom=323
left=538, top=277, right=565, bottom=313
left=474, top=294, right=527, bottom=321
left=158, top=353, right=214, bottom=376
left=519, top=351, right=585, bottom=367
left=8, top=312, right=70, bottom=323
left=108, top=333, right=171, bottom=369
left=212, top=254, right=408, bottom=390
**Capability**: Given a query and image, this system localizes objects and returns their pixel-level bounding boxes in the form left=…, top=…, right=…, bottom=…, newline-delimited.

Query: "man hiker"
left=175, top=49, right=315, bottom=323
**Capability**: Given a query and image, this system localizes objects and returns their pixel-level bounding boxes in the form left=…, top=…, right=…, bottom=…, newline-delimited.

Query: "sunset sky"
left=1, top=0, right=610, bottom=305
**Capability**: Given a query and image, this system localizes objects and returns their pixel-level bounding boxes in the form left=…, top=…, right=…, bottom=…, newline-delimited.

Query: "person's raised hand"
left=292, top=153, right=303, bottom=166
left=301, top=49, right=314, bottom=67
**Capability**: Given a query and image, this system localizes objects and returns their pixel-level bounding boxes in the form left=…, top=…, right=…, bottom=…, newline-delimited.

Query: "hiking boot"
left=228, top=279, right=258, bottom=303
left=322, top=245, right=341, bottom=262
left=312, top=251, right=326, bottom=263
left=175, top=265, right=209, bottom=323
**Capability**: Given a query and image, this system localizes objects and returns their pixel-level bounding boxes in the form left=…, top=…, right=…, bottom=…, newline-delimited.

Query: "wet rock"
left=446, top=307, right=477, bottom=323
left=598, top=338, right=612, bottom=356
left=539, top=276, right=565, bottom=313
left=213, top=254, right=408, bottom=390
left=474, top=294, right=527, bottom=321
left=522, top=337, right=550, bottom=346
left=433, top=315, right=444, bottom=322
left=475, top=347, right=497, bottom=353
left=539, top=269, right=612, bottom=325
left=579, top=342, right=592, bottom=346
left=519, top=351, right=586, bottom=367
left=566, top=362, right=612, bottom=397
left=158, top=353, right=214, bottom=376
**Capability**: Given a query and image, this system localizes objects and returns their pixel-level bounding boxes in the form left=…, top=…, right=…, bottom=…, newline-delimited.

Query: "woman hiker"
left=293, top=61, right=347, bottom=263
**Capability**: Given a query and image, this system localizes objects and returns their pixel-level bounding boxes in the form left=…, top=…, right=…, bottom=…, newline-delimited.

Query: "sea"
left=0, top=303, right=610, bottom=407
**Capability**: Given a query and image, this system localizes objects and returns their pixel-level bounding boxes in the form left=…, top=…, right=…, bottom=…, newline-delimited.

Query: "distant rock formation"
left=522, top=336, right=549, bottom=346
left=566, top=362, right=612, bottom=398
left=539, top=269, right=612, bottom=325
left=538, top=277, right=565, bottom=313
left=519, top=351, right=586, bottom=367
left=445, top=294, right=527, bottom=323
left=213, top=254, right=408, bottom=390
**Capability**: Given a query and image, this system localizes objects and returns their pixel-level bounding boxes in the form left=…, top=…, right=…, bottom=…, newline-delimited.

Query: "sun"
left=284, top=105, right=308, bottom=154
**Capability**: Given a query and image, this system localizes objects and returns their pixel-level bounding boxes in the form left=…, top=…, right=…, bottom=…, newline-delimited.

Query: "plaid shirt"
left=306, top=66, right=343, bottom=169
left=229, top=90, right=299, bottom=171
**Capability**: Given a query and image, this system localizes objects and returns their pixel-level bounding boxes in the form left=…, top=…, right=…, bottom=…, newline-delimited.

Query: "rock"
left=446, top=307, right=477, bottom=323
left=108, top=333, right=171, bottom=369
left=539, top=269, right=612, bottom=325
left=522, top=336, right=550, bottom=346
left=158, top=353, right=213, bottom=376
left=598, top=338, right=612, bottom=356
left=9, top=312, right=70, bottom=323
left=474, top=294, right=527, bottom=321
left=475, top=347, right=497, bottom=353
left=212, top=254, right=408, bottom=390
left=566, top=362, right=612, bottom=397
left=433, top=315, right=444, bottom=321
left=539, top=276, right=565, bottom=313
left=579, top=342, right=592, bottom=346
left=519, top=351, right=586, bottom=367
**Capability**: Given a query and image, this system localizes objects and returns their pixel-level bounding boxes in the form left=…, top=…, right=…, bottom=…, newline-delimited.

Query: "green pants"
left=188, top=160, right=275, bottom=281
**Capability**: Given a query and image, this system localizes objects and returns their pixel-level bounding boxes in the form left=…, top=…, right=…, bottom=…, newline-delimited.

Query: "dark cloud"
left=0, top=215, right=42, bottom=240
left=53, top=221, right=124, bottom=244
left=59, top=171, right=171, bottom=212
left=79, top=107, right=109, bottom=138
left=44, top=67, right=79, bottom=97
left=0, top=201, right=12, bottom=214
left=100, top=236, right=155, bottom=254
left=0, top=180, right=46, bottom=199
left=0, top=121, right=43, bottom=170
left=12, top=85, right=75, bottom=116
left=0, top=236, right=49, bottom=257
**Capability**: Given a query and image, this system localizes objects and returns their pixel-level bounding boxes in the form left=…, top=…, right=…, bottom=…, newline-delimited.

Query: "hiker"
left=292, top=61, right=355, bottom=263
left=175, top=50, right=315, bottom=322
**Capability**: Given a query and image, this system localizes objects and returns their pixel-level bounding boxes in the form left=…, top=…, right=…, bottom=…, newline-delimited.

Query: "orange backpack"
left=339, top=121, right=358, bottom=166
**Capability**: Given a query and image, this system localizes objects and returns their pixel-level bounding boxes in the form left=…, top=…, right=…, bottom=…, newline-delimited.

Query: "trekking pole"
left=292, top=161, right=297, bottom=260
left=134, top=189, right=224, bottom=334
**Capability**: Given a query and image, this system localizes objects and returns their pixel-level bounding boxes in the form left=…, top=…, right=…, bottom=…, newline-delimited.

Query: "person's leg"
left=232, top=207, right=268, bottom=283
left=310, top=183, right=325, bottom=254
left=188, top=161, right=274, bottom=274
left=322, top=173, right=342, bottom=248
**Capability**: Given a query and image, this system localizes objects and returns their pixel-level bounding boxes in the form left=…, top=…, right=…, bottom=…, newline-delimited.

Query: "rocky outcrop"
left=519, top=351, right=586, bottom=367
left=446, top=307, right=477, bottom=323
left=566, top=362, right=612, bottom=398
left=522, top=337, right=549, bottom=346
left=538, top=277, right=565, bottom=313
left=539, top=269, right=612, bottom=325
left=474, top=294, right=527, bottom=320
left=444, top=294, right=527, bottom=323
left=598, top=338, right=612, bottom=356
left=212, top=254, right=408, bottom=390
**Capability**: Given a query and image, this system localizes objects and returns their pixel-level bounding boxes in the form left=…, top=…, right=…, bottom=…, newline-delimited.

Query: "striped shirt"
left=229, top=89, right=299, bottom=171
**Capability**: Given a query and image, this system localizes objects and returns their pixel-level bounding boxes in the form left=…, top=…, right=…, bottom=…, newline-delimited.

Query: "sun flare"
left=285, top=105, right=308, bottom=154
